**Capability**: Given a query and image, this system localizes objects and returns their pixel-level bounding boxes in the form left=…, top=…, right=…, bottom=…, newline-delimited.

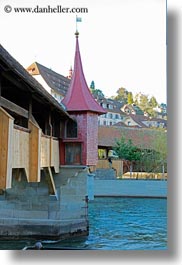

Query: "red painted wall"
left=86, top=113, right=98, bottom=165
left=60, top=112, right=99, bottom=166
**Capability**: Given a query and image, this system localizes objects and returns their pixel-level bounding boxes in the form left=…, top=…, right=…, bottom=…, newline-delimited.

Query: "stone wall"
left=0, top=166, right=89, bottom=240
left=94, top=169, right=117, bottom=180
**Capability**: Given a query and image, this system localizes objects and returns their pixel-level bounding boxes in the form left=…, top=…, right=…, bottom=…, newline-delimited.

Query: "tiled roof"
left=0, top=44, right=70, bottom=118
left=122, top=104, right=144, bottom=115
left=113, top=122, right=128, bottom=127
left=98, top=126, right=164, bottom=149
left=127, top=114, right=149, bottom=128
left=62, top=33, right=106, bottom=115
left=150, top=117, right=167, bottom=124
left=96, top=98, right=126, bottom=115
left=27, top=62, right=70, bottom=96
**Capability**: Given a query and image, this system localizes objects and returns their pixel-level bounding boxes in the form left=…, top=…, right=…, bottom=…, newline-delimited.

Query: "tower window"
left=65, top=120, right=77, bottom=138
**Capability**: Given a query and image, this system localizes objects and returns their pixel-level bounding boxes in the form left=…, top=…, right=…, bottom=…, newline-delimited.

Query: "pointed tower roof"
left=62, top=31, right=106, bottom=115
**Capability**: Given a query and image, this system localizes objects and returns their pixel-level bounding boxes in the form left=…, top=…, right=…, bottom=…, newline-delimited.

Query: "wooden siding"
left=29, top=120, right=41, bottom=182
left=0, top=107, right=14, bottom=189
left=41, top=136, right=60, bottom=173
left=51, top=138, right=60, bottom=173
left=96, top=159, right=123, bottom=177
left=0, top=107, right=60, bottom=190
left=12, top=128, right=29, bottom=179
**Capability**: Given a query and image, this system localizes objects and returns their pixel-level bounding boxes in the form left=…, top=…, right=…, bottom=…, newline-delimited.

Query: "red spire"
left=62, top=31, right=106, bottom=115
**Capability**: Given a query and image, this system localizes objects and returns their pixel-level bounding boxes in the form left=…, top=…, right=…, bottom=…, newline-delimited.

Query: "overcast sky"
left=0, top=0, right=166, bottom=104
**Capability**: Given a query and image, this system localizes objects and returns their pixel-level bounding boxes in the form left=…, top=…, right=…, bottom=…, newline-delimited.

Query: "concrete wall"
left=93, top=179, right=167, bottom=198
left=0, top=166, right=89, bottom=240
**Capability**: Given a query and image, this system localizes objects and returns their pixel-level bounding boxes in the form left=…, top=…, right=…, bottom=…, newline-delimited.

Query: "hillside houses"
left=26, top=62, right=167, bottom=130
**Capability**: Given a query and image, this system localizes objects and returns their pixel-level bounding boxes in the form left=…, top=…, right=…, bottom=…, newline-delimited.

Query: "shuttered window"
left=65, top=143, right=81, bottom=165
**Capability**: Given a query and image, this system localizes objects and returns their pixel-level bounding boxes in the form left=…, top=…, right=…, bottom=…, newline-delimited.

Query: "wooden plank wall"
left=51, top=139, right=60, bottom=173
left=28, top=121, right=41, bottom=182
left=12, top=128, right=29, bottom=180
left=41, top=136, right=50, bottom=167
left=0, top=107, right=14, bottom=189
left=96, top=159, right=123, bottom=177
left=41, top=137, right=59, bottom=173
left=0, top=107, right=60, bottom=190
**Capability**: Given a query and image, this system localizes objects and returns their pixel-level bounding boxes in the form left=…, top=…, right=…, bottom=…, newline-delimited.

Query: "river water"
left=0, top=197, right=167, bottom=250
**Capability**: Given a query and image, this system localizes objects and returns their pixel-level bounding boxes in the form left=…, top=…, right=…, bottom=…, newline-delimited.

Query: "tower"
left=67, top=66, right=73, bottom=79
left=61, top=31, right=106, bottom=166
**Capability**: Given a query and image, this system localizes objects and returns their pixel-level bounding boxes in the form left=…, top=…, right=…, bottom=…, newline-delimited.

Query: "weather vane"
left=76, top=15, right=82, bottom=33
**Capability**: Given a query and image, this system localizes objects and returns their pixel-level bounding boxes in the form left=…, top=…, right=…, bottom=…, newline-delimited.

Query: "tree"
left=90, top=81, right=105, bottom=99
left=138, top=94, right=149, bottom=112
left=134, top=93, right=158, bottom=117
left=149, top=96, right=158, bottom=108
left=127, top=92, right=133, bottom=104
left=91, top=88, right=105, bottom=99
left=90, top=80, right=95, bottom=90
left=114, top=137, right=142, bottom=177
left=153, top=131, right=167, bottom=177
left=114, top=87, right=128, bottom=103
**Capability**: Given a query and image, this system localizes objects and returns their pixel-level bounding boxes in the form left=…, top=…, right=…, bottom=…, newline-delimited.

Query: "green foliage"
left=114, top=137, right=142, bottom=162
left=114, top=131, right=167, bottom=173
left=127, top=92, right=133, bottom=104
left=114, top=87, right=128, bottom=103
left=149, top=96, right=158, bottom=108
left=90, top=80, right=95, bottom=89
left=91, top=88, right=105, bottom=98
left=90, top=80, right=105, bottom=98
left=153, top=131, right=167, bottom=163
left=134, top=93, right=159, bottom=117
left=135, top=149, right=162, bottom=173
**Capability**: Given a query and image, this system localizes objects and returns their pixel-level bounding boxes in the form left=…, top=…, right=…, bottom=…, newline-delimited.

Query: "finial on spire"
left=75, top=30, right=79, bottom=38
left=76, top=16, right=82, bottom=36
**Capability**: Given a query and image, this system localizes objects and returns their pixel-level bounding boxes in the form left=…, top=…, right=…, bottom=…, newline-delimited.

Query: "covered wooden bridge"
left=0, top=44, right=71, bottom=193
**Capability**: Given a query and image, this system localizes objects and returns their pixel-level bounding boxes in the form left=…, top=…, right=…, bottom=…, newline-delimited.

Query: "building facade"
left=62, top=31, right=106, bottom=166
left=0, top=30, right=101, bottom=240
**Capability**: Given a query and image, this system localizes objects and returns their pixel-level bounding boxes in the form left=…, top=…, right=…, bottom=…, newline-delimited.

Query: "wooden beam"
left=0, top=107, right=14, bottom=189
left=43, top=167, right=57, bottom=196
left=28, top=120, right=41, bottom=182
left=0, top=75, right=2, bottom=106
left=0, top=108, right=8, bottom=189
left=2, top=70, right=33, bottom=94
left=28, top=95, right=32, bottom=120
left=1, top=97, right=28, bottom=118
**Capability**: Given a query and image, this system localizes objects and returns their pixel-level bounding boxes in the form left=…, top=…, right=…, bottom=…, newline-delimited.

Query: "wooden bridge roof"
left=0, top=44, right=70, bottom=119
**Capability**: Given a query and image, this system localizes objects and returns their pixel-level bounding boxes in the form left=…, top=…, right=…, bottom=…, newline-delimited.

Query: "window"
left=66, top=120, right=77, bottom=138
left=65, top=143, right=81, bottom=165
